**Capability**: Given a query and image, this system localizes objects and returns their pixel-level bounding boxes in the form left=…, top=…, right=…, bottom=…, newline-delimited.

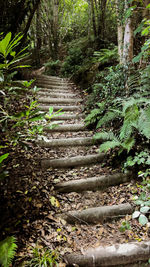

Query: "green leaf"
left=139, top=214, right=148, bottom=225
left=0, top=153, right=9, bottom=164
left=140, top=206, right=150, bottom=213
left=132, top=211, right=140, bottom=219
left=122, top=137, right=135, bottom=153
left=0, top=236, right=17, bottom=267
left=0, top=32, right=11, bottom=56
left=99, top=140, right=120, bottom=153
left=49, top=107, right=53, bottom=114
left=29, top=113, right=46, bottom=122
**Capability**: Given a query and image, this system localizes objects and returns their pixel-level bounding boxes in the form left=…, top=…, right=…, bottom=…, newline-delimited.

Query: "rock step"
left=39, top=105, right=82, bottom=112
left=65, top=241, right=150, bottom=267
left=37, top=92, right=77, bottom=98
left=55, top=172, right=131, bottom=193
left=37, top=80, right=70, bottom=85
left=37, top=84, right=70, bottom=90
left=44, top=123, right=86, bottom=132
left=63, top=203, right=133, bottom=224
left=49, top=114, right=83, bottom=121
left=38, top=136, right=97, bottom=148
left=36, top=78, right=72, bottom=85
left=38, top=97, right=82, bottom=104
left=36, top=75, right=69, bottom=81
left=38, top=88, right=71, bottom=93
left=41, top=153, right=105, bottom=169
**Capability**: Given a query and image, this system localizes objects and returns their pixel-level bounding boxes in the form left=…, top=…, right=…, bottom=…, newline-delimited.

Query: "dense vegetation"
left=0, top=0, right=150, bottom=265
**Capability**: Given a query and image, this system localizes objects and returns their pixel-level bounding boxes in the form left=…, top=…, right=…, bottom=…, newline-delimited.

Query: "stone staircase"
left=35, top=74, right=150, bottom=266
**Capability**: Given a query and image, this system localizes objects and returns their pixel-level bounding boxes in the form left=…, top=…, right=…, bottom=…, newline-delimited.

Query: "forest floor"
left=0, top=75, right=149, bottom=266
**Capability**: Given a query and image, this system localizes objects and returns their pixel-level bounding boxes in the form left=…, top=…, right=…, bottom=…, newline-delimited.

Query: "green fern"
left=93, top=47, right=118, bottom=64
left=94, top=131, right=117, bottom=141
left=94, top=129, right=135, bottom=154
left=0, top=236, right=17, bottom=267
left=96, top=110, right=120, bottom=129
left=138, top=106, right=150, bottom=139
left=99, top=140, right=121, bottom=153
left=85, top=102, right=105, bottom=126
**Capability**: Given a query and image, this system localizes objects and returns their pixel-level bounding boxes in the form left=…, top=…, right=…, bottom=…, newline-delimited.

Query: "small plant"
left=44, top=60, right=61, bottom=76
left=85, top=102, right=105, bottom=126
left=94, top=97, right=150, bottom=154
left=0, top=236, right=17, bottom=267
left=93, top=46, right=118, bottom=64
left=0, top=32, right=29, bottom=77
left=132, top=176, right=150, bottom=226
left=0, top=153, right=9, bottom=180
left=124, top=151, right=150, bottom=169
left=27, top=246, right=59, bottom=267
left=119, top=220, right=131, bottom=232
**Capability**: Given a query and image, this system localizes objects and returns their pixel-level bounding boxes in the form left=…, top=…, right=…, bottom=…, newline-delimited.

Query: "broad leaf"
left=139, top=214, right=148, bottom=225
left=132, top=211, right=140, bottom=219
left=140, top=206, right=150, bottom=214
left=0, top=32, right=11, bottom=56
left=0, top=153, right=9, bottom=164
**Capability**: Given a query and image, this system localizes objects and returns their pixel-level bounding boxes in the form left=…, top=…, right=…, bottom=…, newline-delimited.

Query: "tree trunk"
left=90, top=0, right=97, bottom=37
left=100, top=0, right=107, bottom=39
left=115, top=0, right=123, bottom=63
left=21, top=0, right=41, bottom=46
left=53, top=0, right=59, bottom=60
left=123, top=0, right=133, bottom=64
left=36, top=3, right=42, bottom=66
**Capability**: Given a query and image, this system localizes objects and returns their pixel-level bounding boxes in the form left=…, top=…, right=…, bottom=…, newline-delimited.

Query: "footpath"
left=35, top=74, right=150, bottom=266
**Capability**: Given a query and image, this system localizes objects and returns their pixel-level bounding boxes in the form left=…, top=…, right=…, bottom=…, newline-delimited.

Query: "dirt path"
left=34, top=74, right=150, bottom=266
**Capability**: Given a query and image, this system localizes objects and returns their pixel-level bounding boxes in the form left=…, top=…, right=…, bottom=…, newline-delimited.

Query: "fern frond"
left=94, top=131, right=117, bottom=141
left=85, top=102, right=105, bottom=126
left=99, top=140, right=121, bottom=153
left=0, top=236, right=17, bottom=267
left=119, top=121, right=134, bottom=140
left=122, top=137, right=135, bottom=153
left=85, top=109, right=101, bottom=126
left=96, top=110, right=120, bottom=129
left=138, top=106, right=150, bottom=139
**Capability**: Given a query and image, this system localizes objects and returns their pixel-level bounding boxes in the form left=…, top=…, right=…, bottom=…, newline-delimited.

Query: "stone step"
left=44, top=123, right=86, bottom=132
left=39, top=105, right=82, bottom=112
left=36, top=77, right=72, bottom=85
left=38, top=136, right=97, bottom=148
left=49, top=114, right=83, bottom=121
left=55, top=172, right=131, bottom=193
left=41, top=153, right=105, bottom=169
left=37, top=84, right=69, bottom=90
left=37, top=80, right=70, bottom=85
left=66, top=241, right=150, bottom=267
left=38, top=88, right=70, bottom=93
left=37, top=92, right=77, bottom=98
left=64, top=203, right=133, bottom=224
left=38, top=97, right=82, bottom=104
left=37, top=75, right=68, bottom=81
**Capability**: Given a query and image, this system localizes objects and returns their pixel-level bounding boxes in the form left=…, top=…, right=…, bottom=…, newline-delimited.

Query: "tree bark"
left=65, top=241, right=150, bottom=266
left=115, top=0, right=123, bottom=63
left=36, top=2, right=42, bottom=66
left=90, top=0, right=97, bottom=37
left=123, top=0, right=133, bottom=64
left=64, top=203, right=133, bottom=224
left=55, top=172, right=131, bottom=193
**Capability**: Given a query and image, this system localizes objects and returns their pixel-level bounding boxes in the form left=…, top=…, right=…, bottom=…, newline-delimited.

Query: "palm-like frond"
left=0, top=236, right=17, bottom=267
left=99, top=140, right=121, bottom=153
left=138, top=106, right=150, bottom=139
left=94, top=131, right=117, bottom=141
left=96, top=110, right=121, bottom=129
